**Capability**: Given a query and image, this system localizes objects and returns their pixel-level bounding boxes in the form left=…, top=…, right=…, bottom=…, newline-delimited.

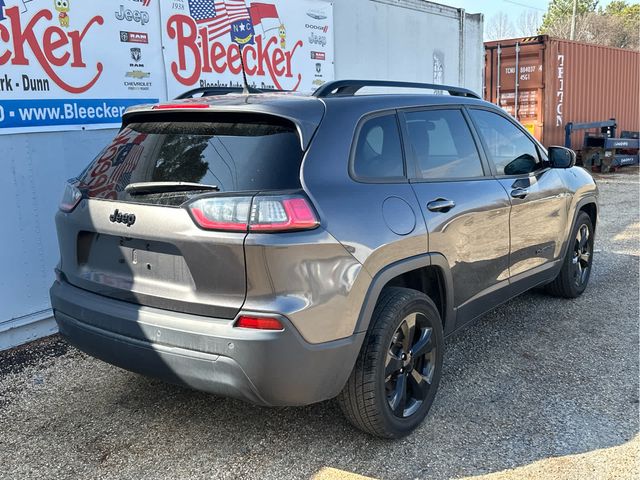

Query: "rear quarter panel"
left=299, top=99, right=430, bottom=341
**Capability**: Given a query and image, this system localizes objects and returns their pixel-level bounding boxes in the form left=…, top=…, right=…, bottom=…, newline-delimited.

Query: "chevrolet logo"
left=125, top=70, right=151, bottom=80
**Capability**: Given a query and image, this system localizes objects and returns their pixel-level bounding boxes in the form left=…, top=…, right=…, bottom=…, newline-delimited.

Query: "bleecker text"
left=0, top=7, right=104, bottom=94
left=167, top=14, right=303, bottom=91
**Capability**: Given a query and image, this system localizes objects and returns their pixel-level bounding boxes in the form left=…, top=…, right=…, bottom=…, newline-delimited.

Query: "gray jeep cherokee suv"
left=51, top=80, right=598, bottom=438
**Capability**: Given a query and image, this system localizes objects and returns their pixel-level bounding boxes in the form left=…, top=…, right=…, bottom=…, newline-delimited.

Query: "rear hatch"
left=56, top=109, right=314, bottom=318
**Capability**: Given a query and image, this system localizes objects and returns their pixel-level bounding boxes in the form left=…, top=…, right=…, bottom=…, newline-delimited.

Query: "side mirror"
left=548, top=146, right=576, bottom=169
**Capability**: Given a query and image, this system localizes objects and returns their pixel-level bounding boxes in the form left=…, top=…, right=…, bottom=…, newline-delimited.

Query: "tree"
left=485, top=12, right=515, bottom=41
left=540, top=0, right=599, bottom=32
left=604, top=2, right=640, bottom=49
left=540, top=0, right=639, bottom=50
left=517, top=10, right=542, bottom=36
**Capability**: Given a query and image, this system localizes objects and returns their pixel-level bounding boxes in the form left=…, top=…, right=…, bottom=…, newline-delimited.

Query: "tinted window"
left=77, top=115, right=303, bottom=205
left=469, top=109, right=542, bottom=176
left=404, top=109, right=484, bottom=179
left=353, top=115, right=404, bottom=179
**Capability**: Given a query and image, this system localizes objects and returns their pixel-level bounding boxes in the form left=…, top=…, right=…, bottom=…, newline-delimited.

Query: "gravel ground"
left=1, top=168, right=638, bottom=480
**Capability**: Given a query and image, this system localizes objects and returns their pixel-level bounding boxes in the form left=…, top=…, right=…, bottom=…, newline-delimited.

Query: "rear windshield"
left=77, top=114, right=303, bottom=205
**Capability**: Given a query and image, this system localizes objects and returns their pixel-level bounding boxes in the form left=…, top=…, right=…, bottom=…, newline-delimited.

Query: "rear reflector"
left=235, top=316, right=284, bottom=331
left=188, top=194, right=319, bottom=233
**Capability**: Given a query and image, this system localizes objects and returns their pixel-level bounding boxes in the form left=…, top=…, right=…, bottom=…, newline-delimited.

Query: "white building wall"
left=331, top=0, right=483, bottom=94
left=0, top=129, right=117, bottom=349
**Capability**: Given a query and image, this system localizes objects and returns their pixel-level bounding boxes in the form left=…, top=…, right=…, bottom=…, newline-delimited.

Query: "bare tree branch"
left=517, top=10, right=542, bottom=36
left=486, top=12, right=516, bottom=41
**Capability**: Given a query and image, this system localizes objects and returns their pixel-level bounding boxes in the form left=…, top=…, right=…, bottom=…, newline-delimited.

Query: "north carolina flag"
left=250, top=2, right=280, bottom=36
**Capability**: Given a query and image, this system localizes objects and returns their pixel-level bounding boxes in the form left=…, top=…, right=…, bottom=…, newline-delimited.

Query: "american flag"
left=188, top=0, right=252, bottom=41
left=111, top=143, right=146, bottom=193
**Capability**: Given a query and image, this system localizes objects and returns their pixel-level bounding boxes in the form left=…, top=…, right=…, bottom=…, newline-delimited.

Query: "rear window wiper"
left=125, top=182, right=220, bottom=195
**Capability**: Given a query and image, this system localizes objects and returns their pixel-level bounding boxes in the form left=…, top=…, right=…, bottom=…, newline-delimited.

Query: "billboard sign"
left=0, top=0, right=334, bottom=134
left=160, top=0, right=334, bottom=99
left=0, top=0, right=165, bottom=134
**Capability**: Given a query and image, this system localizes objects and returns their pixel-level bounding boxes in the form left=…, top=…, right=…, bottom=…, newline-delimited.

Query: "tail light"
left=188, top=194, right=319, bottom=233
left=235, top=316, right=284, bottom=331
left=59, top=183, right=82, bottom=213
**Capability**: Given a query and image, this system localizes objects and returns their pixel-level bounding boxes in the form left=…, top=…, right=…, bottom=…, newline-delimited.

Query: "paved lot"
left=1, top=168, right=638, bottom=480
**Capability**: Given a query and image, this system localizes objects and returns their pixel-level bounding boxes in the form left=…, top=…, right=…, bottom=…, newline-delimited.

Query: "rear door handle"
left=511, top=188, right=529, bottom=199
left=427, top=199, right=456, bottom=213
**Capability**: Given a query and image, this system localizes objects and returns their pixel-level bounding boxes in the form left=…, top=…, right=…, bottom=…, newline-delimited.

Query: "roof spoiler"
left=312, top=80, right=481, bottom=99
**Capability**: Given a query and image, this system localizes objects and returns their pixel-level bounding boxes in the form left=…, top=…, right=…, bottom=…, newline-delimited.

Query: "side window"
left=353, top=114, right=404, bottom=179
left=404, top=109, right=484, bottom=179
left=469, top=109, right=542, bottom=176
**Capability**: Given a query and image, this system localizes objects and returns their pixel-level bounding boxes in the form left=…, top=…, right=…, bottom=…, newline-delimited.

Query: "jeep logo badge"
left=109, top=209, right=136, bottom=227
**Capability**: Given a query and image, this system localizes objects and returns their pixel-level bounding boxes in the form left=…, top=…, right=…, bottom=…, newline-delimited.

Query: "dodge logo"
left=109, top=209, right=136, bottom=227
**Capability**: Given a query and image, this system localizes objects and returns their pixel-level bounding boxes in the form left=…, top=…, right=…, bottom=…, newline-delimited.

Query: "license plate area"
left=77, top=232, right=195, bottom=288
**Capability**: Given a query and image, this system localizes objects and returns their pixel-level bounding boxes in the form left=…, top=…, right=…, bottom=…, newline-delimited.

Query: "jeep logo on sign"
left=115, top=5, right=150, bottom=26
left=109, top=209, right=136, bottom=227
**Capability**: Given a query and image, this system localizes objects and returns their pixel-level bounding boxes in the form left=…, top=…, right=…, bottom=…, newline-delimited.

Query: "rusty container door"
left=484, top=37, right=546, bottom=142
left=543, top=38, right=640, bottom=149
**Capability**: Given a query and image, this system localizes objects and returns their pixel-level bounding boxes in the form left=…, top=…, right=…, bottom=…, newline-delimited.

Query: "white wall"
left=0, top=129, right=117, bottom=349
left=331, top=0, right=483, bottom=94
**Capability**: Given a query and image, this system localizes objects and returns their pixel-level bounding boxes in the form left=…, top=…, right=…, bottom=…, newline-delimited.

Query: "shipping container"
left=484, top=35, right=640, bottom=150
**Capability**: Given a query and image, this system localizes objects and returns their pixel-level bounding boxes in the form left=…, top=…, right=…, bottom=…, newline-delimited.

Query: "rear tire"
left=546, top=211, right=594, bottom=298
left=337, top=287, right=444, bottom=438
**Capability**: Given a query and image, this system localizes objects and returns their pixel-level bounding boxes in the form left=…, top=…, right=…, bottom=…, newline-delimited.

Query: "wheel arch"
left=579, top=201, right=598, bottom=229
left=561, top=196, right=598, bottom=260
left=354, top=254, right=456, bottom=336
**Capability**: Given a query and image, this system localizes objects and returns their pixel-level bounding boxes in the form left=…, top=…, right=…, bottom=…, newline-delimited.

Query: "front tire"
left=337, top=287, right=444, bottom=438
left=547, top=211, right=595, bottom=298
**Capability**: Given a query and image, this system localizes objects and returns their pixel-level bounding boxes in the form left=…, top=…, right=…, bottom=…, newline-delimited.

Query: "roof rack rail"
left=312, top=80, right=481, bottom=100
left=176, top=86, right=288, bottom=99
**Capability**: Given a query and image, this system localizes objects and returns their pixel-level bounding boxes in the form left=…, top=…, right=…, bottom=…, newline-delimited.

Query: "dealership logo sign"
left=120, top=30, right=148, bottom=43
left=130, top=47, right=142, bottom=62
left=307, top=10, right=327, bottom=21
left=125, top=70, right=150, bottom=79
left=166, top=14, right=303, bottom=91
left=115, top=5, right=150, bottom=26
left=309, top=32, right=327, bottom=47
left=0, top=7, right=103, bottom=94
left=305, top=23, right=328, bottom=33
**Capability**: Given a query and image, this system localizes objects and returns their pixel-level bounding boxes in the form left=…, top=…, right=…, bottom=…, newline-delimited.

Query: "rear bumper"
left=50, top=280, right=364, bottom=407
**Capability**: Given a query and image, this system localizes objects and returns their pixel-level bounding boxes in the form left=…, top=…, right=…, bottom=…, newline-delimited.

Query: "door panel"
left=467, top=108, right=570, bottom=278
left=401, top=108, right=511, bottom=314
left=411, top=181, right=511, bottom=309
left=496, top=169, right=569, bottom=277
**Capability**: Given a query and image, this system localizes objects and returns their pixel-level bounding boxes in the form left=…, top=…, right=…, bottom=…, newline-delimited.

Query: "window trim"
left=465, top=106, right=551, bottom=179
left=349, top=110, right=409, bottom=184
left=397, top=105, right=492, bottom=183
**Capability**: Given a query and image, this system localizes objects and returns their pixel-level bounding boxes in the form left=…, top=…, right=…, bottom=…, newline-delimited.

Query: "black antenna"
left=238, top=45, right=261, bottom=95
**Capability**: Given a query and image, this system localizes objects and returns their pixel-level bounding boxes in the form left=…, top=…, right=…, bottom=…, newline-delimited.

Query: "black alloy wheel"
left=337, top=287, right=444, bottom=438
left=385, top=313, right=437, bottom=418
left=572, top=223, right=593, bottom=288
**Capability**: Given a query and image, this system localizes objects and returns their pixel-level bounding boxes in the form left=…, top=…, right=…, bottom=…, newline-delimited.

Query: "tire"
left=547, top=211, right=595, bottom=298
left=337, top=287, right=444, bottom=438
